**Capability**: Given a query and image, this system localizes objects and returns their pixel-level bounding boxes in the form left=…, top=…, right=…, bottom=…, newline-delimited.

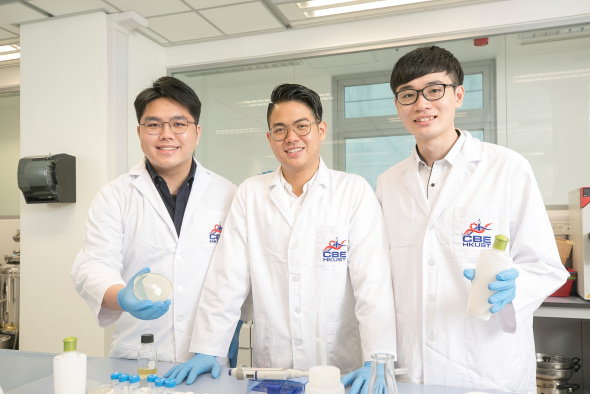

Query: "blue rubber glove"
left=164, top=353, right=220, bottom=385
left=488, top=268, right=519, bottom=313
left=117, top=267, right=171, bottom=320
left=463, top=268, right=519, bottom=313
left=228, top=320, right=243, bottom=368
left=341, top=361, right=380, bottom=394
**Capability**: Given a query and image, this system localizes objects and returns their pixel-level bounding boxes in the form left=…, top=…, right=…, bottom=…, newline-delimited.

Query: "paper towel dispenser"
left=17, top=154, right=76, bottom=203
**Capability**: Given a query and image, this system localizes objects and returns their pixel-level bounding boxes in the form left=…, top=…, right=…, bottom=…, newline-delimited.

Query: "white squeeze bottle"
left=53, top=336, right=87, bottom=394
left=467, top=234, right=513, bottom=320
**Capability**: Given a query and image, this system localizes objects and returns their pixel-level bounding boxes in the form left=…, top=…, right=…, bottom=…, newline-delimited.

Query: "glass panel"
left=344, top=83, right=396, bottom=118
left=460, top=73, right=483, bottom=110
left=345, top=134, right=415, bottom=190
left=0, top=92, right=20, bottom=216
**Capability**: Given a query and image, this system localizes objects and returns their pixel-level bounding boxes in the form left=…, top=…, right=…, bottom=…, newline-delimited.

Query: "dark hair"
left=134, top=76, right=201, bottom=124
left=267, top=83, right=323, bottom=127
left=390, top=46, right=464, bottom=93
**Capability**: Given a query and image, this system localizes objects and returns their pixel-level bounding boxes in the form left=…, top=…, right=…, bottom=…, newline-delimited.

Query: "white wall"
left=19, top=11, right=165, bottom=357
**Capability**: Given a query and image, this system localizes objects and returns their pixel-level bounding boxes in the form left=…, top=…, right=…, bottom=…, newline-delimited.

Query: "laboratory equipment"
left=134, top=272, right=172, bottom=302
left=1, top=229, right=20, bottom=350
left=53, top=336, right=87, bottom=394
left=229, top=366, right=309, bottom=380
left=117, top=374, right=129, bottom=393
left=138, top=333, right=158, bottom=378
left=129, top=374, right=141, bottom=393
left=154, top=378, right=165, bottom=394
left=569, top=188, right=590, bottom=299
left=110, top=372, right=121, bottom=390
left=164, top=378, right=176, bottom=393
left=305, top=364, right=344, bottom=394
left=466, top=234, right=513, bottom=320
left=246, top=379, right=305, bottom=393
left=368, top=353, right=398, bottom=394
left=147, top=374, right=158, bottom=393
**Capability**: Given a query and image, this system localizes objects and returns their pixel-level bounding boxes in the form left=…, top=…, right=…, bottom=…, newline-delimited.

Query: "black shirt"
left=145, top=159, right=196, bottom=236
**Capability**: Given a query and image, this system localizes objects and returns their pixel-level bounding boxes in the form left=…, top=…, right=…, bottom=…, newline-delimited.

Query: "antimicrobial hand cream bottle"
left=466, top=234, right=513, bottom=320
left=53, top=336, right=87, bottom=394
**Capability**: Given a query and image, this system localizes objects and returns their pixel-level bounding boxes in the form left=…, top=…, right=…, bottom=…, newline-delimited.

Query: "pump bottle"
left=466, top=234, right=513, bottom=320
left=53, top=336, right=87, bottom=394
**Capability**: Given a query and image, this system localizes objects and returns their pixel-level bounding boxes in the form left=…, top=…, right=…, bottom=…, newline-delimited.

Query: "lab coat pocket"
left=453, top=206, right=503, bottom=260
left=326, top=314, right=362, bottom=374
left=252, top=318, right=271, bottom=368
left=202, top=210, right=228, bottom=251
left=316, top=225, right=349, bottom=269
left=465, top=316, right=520, bottom=381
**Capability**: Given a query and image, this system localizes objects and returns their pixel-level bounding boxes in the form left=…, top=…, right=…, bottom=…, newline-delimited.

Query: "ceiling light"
left=298, top=0, right=434, bottom=18
left=0, top=53, right=20, bottom=62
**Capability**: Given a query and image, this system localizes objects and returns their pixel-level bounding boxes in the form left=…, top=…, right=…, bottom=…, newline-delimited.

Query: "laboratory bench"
left=0, top=349, right=511, bottom=394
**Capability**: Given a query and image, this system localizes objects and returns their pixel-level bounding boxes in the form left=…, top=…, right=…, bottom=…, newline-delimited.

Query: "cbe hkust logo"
left=209, top=222, right=222, bottom=243
left=322, top=237, right=347, bottom=262
left=462, top=219, right=493, bottom=248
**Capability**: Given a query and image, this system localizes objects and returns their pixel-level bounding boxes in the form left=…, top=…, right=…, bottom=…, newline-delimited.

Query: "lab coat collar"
left=267, top=156, right=329, bottom=191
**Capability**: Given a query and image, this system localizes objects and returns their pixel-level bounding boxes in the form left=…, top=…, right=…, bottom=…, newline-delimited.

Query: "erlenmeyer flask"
left=368, top=353, right=398, bottom=394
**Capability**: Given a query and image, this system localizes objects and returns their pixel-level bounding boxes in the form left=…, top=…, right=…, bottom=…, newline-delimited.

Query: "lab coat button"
left=427, top=332, right=435, bottom=342
left=295, top=307, right=301, bottom=314
left=293, top=340, right=302, bottom=348
left=177, top=286, right=183, bottom=292
left=175, top=255, right=183, bottom=262
left=428, top=295, right=435, bottom=303
left=177, top=316, right=184, bottom=323
left=292, top=275, right=300, bottom=282
left=428, top=259, right=435, bottom=266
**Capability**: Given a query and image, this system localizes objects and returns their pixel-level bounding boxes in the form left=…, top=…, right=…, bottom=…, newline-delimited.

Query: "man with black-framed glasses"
left=165, top=83, right=396, bottom=389
left=72, top=76, right=241, bottom=365
left=376, top=45, right=567, bottom=392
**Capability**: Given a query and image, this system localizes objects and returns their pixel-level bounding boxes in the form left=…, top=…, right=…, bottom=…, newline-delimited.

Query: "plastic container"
left=147, top=374, right=158, bottom=393
left=466, top=234, right=513, bottom=320
left=164, top=378, right=176, bottom=393
left=117, top=373, right=129, bottom=393
left=305, top=365, right=344, bottom=394
left=111, top=372, right=121, bottom=390
left=246, top=379, right=305, bottom=393
left=551, top=268, right=577, bottom=297
left=129, top=374, right=141, bottom=393
left=138, top=333, right=158, bottom=379
left=134, top=272, right=172, bottom=302
left=154, top=378, right=165, bottom=394
left=53, top=336, right=87, bottom=394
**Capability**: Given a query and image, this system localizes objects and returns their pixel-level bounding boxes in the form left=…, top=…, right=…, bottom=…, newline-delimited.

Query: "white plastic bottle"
left=466, top=234, right=513, bottom=320
left=305, top=365, right=345, bottom=394
left=53, top=336, right=87, bottom=394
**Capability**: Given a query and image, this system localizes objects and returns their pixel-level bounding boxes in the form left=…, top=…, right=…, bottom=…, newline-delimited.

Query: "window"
left=334, top=61, right=495, bottom=189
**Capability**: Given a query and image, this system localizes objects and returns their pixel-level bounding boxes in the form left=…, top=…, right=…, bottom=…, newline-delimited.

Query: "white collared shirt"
left=414, top=130, right=465, bottom=208
left=279, top=169, right=318, bottom=224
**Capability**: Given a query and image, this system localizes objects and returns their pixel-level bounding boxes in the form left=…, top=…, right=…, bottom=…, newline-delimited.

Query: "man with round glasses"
left=376, top=46, right=567, bottom=392
left=72, top=76, right=239, bottom=364
left=165, top=83, right=396, bottom=387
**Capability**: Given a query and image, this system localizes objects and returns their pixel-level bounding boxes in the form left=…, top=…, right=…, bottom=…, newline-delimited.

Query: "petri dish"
left=133, top=272, right=172, bottom=302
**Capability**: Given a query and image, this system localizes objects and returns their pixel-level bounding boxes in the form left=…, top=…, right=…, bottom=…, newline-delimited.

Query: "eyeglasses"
left=269, top=119, right=319, bottom=142
left=140, top=116, right=196, bottom=135
left=394, top=84, right=458, bottom=105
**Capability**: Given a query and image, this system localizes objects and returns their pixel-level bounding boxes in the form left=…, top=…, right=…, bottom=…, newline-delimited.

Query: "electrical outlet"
left=552, top=222, right=570, bottom=236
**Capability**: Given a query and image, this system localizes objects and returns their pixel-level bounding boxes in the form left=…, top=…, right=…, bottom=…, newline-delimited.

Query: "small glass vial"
left=129, top=374, right=141, bottom=393
left=147, top=374, right=158, bottom=393
left=164, top=378, right=176, bottom=393
left=138, top=333, right=158, bottom=379
left=117, top=373, right=130, bottom=393
left=111, top=372, right=121, bottom=391
left=154, top=378, right=165, bottom=394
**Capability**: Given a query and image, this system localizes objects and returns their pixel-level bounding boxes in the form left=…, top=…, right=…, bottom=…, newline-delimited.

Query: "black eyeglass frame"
left=394, top=84, right=458, bottom=105
left=268, top=120, right=320, bottom=142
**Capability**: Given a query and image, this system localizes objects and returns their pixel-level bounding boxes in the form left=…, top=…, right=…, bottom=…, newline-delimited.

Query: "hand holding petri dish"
left=133, top=272, right=172, bottom=302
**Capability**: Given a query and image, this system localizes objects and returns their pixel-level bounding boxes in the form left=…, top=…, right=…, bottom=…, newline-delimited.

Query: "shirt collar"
left=413, top=129, right=464, bottom=168
left=279, top=167, right=319, bottom=195
left=145, top=159, right=197, bottom=184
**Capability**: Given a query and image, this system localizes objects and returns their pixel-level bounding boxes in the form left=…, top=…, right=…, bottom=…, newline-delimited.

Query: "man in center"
left=166, top=83, right=396, bottom=390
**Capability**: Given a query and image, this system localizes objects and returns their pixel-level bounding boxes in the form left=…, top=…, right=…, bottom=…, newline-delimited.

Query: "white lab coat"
left=72, top=158, right=236, bottom=363
left=376, top=131, right=568, bottom=394
left=190, top=158, right=396, bottom=373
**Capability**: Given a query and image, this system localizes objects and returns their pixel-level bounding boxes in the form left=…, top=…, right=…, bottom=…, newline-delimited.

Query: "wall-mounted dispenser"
left=17, top=154, right=76, bottom=203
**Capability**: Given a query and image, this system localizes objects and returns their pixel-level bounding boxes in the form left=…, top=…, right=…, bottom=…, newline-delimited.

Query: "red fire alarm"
left=474, top=37, right=488, bottom=46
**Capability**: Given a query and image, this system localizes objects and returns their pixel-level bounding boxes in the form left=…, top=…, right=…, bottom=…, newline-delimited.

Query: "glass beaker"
left=368, top=353, right=398, bottom=394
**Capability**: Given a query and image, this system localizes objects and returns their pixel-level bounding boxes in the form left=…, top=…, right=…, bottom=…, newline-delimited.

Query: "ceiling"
left=0, top=0, right=494, bottom=47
